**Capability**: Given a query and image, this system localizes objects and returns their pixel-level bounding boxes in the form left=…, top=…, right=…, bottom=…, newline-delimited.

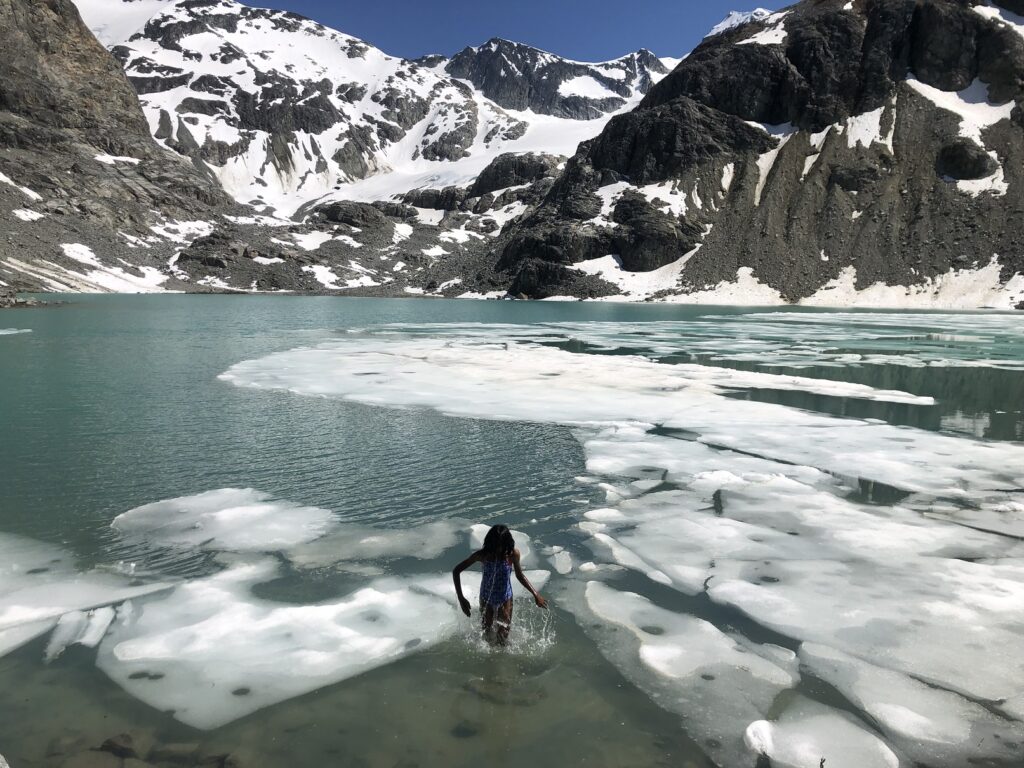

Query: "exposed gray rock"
left=401, top=186, right=466, bottom=211
left=0, top=0, right=231, bottom=292
left=507, top=258, right=616, bottom=300
left=148, top=742, right=200, bottom=764
left=937, top=139, right=999, bottom=180
left=447, top=40, right=668, bottom=120
left=491, top=0, right=1024, bottom=303
left=468, top=153, right=562, bottom=197
left=314, top=201, right=389, bottom=229
left=0, top=289, right=44, bottom=308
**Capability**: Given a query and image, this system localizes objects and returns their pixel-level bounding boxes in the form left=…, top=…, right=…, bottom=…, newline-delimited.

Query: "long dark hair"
left=482, top=524, right=515, bottom=560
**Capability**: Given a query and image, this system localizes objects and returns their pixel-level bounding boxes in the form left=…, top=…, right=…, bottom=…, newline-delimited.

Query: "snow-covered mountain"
left=73, top=0, right=675, bottom=217
left=492, top=0, right=1024, bottom=308
left=705, top=8, right=774, bottom=38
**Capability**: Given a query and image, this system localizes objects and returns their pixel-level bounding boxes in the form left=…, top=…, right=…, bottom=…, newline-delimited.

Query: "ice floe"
left=218, top=322, right=1024, bottom=762
left=286, top=518, right=466, bottom=569
left=112, top=488, right=337, bottom=553
left=92, top=514, right=550, bottom=728
left=745, top=696, right=899, bottom=768
left=582, top=581, right=797, bottom=766
left=799, top=643, right=1023, bottom=765
left=5, top=483, right=552, bottom=730
left=0, top=533, right=172, bottom=656
left=96, top=560, right=464, bottom=729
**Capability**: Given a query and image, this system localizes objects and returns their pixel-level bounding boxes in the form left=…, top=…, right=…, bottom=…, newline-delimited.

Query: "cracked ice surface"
left=0, top=533, right=171, bottom=656
left=219, top=321, right=1024, bottom=765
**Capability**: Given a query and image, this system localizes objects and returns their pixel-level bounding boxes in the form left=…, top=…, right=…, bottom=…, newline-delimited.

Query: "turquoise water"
left=1, top=296, right=1022, bottom=768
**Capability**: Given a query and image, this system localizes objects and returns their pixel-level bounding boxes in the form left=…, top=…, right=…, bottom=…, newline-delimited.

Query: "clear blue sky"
left=264, top=1, right=792, bottom=61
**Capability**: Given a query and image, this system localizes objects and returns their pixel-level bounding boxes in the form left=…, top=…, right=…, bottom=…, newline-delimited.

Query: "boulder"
left=468, top=153, right=561, bottom=197
left=936, top=139, right=998, bottom=180
left=314, top=201, right=388, bottom=229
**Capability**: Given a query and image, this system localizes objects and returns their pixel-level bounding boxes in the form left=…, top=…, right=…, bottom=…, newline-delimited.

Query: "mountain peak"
left=706, top=8, right=774, bottom=38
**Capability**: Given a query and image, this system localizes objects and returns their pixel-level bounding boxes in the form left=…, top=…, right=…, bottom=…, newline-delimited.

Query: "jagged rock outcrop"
left=468, top=153, right=562, bottom=197
left=447, top=40, right=669, bottom=120
left=493, top=0, right=1024, bottom=307
left=0, top=0, right=231, bottom=291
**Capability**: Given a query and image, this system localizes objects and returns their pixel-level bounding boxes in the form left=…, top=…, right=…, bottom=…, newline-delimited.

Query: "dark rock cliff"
left=447, top=40, right=668, bottom=120
left=493, top=0, right=1024, bottom=306
left=0, top=0, right=229, bottom=290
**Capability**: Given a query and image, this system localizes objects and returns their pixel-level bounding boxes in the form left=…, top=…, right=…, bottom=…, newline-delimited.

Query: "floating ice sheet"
left=286, top=518, right=465, bottom=568
left=113, top=488, right=337, bottom=552
left=217, top=323, right=1024, bottom=763
left=582, top=581, right=796, bottom=767
left=745, top=696, right=899, bottom=768
left=97, top=559, right=549, bottom=729
left=0, top=533, right=171, bottom=658
left=45, top=607, right=116, bottom=662
left=219, top=332, right=1023, bottom=504
left=799, top=643, right=1024, bottom=765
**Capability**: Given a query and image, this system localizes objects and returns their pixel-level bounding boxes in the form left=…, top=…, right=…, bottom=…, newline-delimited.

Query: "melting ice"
left=216, top=319, right=1024, bottom=766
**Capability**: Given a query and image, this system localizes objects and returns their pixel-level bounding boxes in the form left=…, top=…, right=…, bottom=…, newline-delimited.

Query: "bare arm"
left=452, top=551, right=482, bottom=616
left=512, top=549, right=548, bottom=609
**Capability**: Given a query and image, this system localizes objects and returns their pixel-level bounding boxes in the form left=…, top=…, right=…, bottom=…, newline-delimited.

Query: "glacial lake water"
left=1, top=295, right=1023, bottom=768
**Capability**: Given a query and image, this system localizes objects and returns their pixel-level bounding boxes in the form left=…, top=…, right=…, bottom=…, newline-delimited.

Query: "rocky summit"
left=1, top=0, right=1023, bottom=307
left=1, top=0, right=674, bottom=296
left=75, top=0, right=670, bottom=216
left=493, top=0, right=1024, bottom=306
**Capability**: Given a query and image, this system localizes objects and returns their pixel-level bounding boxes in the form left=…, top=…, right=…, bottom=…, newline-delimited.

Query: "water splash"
left=456, top=597, right=558, bottom=659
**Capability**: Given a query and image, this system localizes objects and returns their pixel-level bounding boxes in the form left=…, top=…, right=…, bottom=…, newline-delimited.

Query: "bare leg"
left=494, top=599, right=514, bottom=646
left=480, top=600, right=495, bottom=643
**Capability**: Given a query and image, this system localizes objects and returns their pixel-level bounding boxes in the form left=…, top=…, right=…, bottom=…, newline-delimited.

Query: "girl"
left=452, top=524, right=547, bottom=645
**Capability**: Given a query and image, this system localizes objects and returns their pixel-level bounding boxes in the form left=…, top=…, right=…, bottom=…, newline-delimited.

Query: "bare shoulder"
left=512, top=548, right=522, bottom=562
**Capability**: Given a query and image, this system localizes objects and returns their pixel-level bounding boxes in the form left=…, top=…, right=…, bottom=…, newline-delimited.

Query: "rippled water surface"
left=1, top=296, right=1022, bottom=768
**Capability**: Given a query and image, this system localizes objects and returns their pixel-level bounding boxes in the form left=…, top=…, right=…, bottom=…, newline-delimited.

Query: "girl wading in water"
left=452, top=524, right=547, bottom=645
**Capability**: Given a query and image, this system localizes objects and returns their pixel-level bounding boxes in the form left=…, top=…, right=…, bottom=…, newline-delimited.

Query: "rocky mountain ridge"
left=0, top=0, right=674, bottom=295
left=75, top=0, right=672, bottom=217
left=489, top=0, right=1024, bottom=308
left=3, top=0, right=1024, bottom=308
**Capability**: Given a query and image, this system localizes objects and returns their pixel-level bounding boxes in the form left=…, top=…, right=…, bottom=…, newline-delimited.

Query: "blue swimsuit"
left=480, top=558, right=514, bottom=607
